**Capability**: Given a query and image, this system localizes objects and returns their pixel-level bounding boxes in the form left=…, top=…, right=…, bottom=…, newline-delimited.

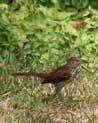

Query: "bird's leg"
left=55, top=88, right=63, bottom=101
left=54, top=83, right=65, bottom=101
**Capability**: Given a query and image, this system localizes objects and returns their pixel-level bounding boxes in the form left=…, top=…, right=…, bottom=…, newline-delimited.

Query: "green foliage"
left=91, top=0, right=98, bottom=9
left=59, top=0, right=89, bottom=10
left=1, top=0, right=98, bottom=122
left=0, top=0, right=98, bottom=73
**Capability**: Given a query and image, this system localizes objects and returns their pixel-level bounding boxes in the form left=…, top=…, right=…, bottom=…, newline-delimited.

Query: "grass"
left=1, top=70, right=98, bottom=123
left=1, top=1, right=98, bottom=122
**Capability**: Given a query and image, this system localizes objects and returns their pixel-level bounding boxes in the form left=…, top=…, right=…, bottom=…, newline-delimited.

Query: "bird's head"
left=66, top=57, right=88, bottom=68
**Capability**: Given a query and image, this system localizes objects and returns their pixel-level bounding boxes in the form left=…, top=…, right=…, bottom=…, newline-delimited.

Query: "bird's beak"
left=80, top=59, right=88, bottom=64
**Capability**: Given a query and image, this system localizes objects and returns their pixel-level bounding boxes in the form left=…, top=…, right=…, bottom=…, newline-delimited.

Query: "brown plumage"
left=12, top=57, right=88, bottom=100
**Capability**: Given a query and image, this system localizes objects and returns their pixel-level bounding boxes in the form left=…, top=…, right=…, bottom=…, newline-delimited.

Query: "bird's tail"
left=12, top=72, right=49, bottom=78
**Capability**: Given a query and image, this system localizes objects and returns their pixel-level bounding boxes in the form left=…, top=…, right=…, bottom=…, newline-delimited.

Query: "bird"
left=12, top=57, right=88, bottom=100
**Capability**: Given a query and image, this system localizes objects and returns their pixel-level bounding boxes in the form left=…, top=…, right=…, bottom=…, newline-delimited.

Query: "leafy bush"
left=0, top=1, right=98, bottom=72
left=1, top=1, right=98, bottom=123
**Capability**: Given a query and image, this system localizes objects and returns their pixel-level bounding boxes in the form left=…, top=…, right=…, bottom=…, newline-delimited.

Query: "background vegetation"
left=1, top=0, right=98, bottom=123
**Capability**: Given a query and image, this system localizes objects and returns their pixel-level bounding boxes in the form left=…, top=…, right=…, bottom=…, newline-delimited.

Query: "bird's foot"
left=55, top=93, right=64, bottom=102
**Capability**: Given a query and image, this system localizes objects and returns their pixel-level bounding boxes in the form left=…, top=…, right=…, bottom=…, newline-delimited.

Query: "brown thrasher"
left=13, top=57, right=88, bottom=100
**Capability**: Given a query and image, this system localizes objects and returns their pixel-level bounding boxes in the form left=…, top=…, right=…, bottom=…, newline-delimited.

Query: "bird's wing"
left=55, top=69, right=71, bottom=80
left=43, top=68, right=71, bottom=84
